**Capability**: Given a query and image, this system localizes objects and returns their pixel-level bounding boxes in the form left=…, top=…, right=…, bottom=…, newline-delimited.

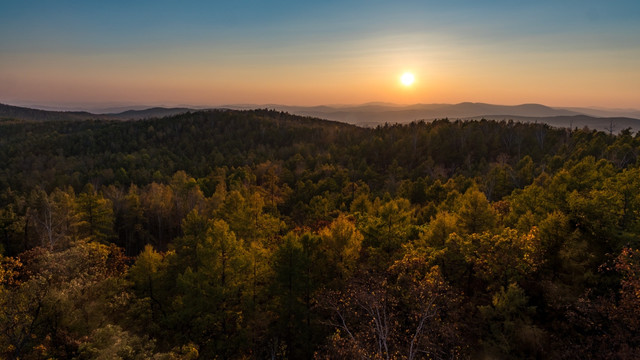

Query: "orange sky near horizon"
left=1, top=2, right=639, bottom=111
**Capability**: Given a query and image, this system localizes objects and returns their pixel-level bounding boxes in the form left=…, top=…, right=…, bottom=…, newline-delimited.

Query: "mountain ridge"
left=2, top=102, right=639, bottom=133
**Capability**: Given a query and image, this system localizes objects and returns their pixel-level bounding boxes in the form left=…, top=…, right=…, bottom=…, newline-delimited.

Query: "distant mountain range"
left=0, top=104, right=193, bottom=122
left=2, top=102, right=640, bottom=133
left=218, top=103, right=640, bottom=132
left=232, top=103, right=640, bottom=129
left=247, top=103, right=582, bottom=127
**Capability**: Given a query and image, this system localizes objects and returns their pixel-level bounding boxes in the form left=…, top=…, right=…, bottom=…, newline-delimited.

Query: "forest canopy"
left=1, top=109, right=639, bottom=359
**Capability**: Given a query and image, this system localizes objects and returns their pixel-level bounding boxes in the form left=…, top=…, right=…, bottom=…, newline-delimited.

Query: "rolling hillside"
left=2, top=102, right=640, bottom=133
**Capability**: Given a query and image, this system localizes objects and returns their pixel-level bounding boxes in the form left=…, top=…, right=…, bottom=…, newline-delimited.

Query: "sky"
left=1, top=0, right=639, bottom=110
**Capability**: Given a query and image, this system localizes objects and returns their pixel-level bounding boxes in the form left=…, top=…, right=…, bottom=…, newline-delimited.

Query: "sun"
left=400, top=72, right=415, bottom=86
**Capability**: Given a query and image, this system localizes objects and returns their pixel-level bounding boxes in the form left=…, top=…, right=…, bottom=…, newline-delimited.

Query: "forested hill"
left=0, top=103, right=108, bottom=122
left=2, top=108, right=636, bottom=194
left=4, top=101, right=640, bottom=132
left=0, top=109, right=360, bottom=193
left=0, top=103, right=192, bottom=122
left=1, top=109, right=640, bottom=359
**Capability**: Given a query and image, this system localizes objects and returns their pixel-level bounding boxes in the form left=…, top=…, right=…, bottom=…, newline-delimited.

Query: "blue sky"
left=1, top=0, right=639, bottom=109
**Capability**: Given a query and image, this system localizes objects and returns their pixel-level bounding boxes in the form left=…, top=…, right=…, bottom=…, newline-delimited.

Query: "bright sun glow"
left=400, top=72, right=415, bottom=86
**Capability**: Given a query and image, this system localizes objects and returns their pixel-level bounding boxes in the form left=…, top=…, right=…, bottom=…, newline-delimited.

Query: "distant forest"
left=1, top=109, right=639, bottom=359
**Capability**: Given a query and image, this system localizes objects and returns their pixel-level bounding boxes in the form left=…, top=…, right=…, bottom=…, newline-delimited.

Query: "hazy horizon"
left=2, top=1, right=639, bottom=109
left=5, top=101, right=640, bottom=115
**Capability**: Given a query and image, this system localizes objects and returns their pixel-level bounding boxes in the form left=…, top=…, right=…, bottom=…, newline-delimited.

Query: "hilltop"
left=2, top=101, right=640, bottom=133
